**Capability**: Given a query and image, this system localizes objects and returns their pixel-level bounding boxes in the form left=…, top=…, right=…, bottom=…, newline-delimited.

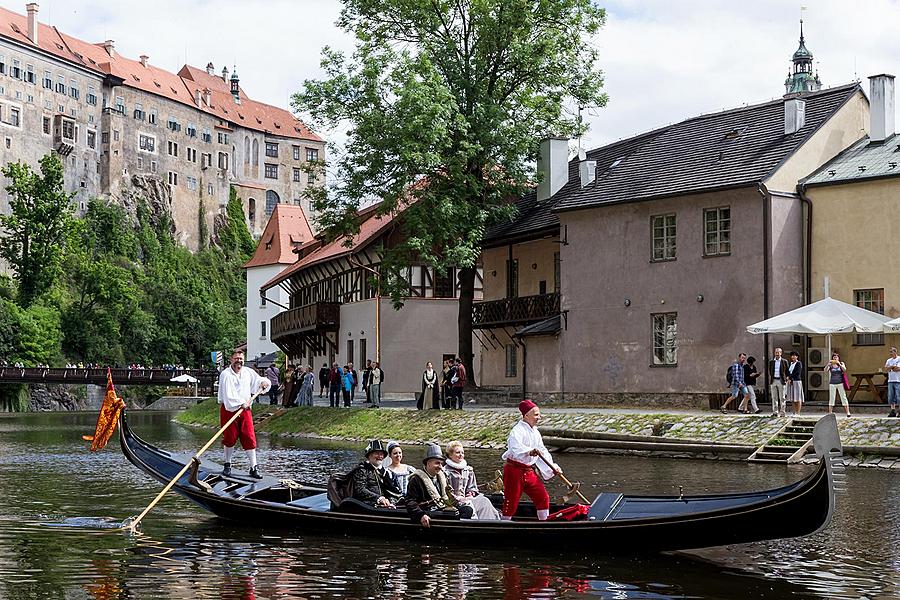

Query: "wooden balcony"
left=472, top=293, right=560, bottom=329
left=270, top=302, right=340, bottom=356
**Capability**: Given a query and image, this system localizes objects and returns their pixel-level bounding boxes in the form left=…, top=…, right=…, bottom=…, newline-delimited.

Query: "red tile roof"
left=0, top=6, right=321, bottom=142
left=244, top=204, right=315, bottom=268
left=261, top=202, right=403, bottom=291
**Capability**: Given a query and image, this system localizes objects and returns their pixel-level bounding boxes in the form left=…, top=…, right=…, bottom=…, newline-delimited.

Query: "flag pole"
left=122, top=391, right=261, bottom=531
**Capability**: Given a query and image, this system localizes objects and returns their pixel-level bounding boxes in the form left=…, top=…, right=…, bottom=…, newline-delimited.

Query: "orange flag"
left=83, top=368, right=126, bottom=451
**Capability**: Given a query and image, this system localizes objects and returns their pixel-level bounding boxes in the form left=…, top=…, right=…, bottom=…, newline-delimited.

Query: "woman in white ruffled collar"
left=386, top=441, right=416, bottom=495
left=444, top=440, right=501, bottom=520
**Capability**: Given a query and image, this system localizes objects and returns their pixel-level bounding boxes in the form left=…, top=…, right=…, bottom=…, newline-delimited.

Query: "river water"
left=0, top=411, right=896, bottom=600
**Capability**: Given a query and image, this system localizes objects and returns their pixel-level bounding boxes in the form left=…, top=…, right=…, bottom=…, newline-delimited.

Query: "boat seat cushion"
left=588, top=493, right=623, bottom=521
left=287, top=493, right=331, bottom=511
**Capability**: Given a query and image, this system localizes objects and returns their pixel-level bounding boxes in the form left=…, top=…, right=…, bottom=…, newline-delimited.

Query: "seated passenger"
left=386, top=441, right=416, bottom=495
left=351, top=439, right=402, bottom=508
left=405, top=443, right=474, bottom=528
left=444, top=440, right=501, bottom=520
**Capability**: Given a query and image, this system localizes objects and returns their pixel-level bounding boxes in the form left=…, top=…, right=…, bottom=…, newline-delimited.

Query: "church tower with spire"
left=785, top=20, right=822, bottom=94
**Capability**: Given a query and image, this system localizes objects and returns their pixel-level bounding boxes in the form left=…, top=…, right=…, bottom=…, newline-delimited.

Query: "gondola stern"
left=810, top=414, right=842, bottom=535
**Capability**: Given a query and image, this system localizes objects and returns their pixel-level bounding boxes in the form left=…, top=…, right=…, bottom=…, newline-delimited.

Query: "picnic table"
left=848, top=372, right=887, bottom=402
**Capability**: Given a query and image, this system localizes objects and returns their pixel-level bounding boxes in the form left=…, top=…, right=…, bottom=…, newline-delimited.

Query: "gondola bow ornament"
left=83, top=368, right=126, bottom=451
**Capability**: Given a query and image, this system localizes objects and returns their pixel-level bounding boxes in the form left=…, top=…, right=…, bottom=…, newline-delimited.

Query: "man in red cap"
left=500, top=399, right=561, bottom=520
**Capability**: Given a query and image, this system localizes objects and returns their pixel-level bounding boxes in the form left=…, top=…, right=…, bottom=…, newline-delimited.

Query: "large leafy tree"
left=295, top=0, right=607, bottom=383
left=0, top=155, right=74, bottom=305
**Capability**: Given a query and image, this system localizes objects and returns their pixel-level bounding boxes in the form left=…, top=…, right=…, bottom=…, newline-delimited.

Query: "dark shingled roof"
left=556, top=83, right=861, bottom=212
left=802, top=132, right=900, bottom=187
left=483, top=132, right=660, bottom=246
left=514, top=315, right=561, bottom=338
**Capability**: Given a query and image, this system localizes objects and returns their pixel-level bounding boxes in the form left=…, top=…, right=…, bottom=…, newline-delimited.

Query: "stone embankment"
left=174, top=400, right=900, bottom=468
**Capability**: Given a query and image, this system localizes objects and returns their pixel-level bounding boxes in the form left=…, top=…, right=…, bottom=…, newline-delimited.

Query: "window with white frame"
left=25, top=64, right=35, bottom=84
left=186, top=176, right=198, bottom=191
left=87, top=130, right=96, bottom=149
left=187, top=147, right=197, bottom=163
left=42, top=116, right=51, bottom=135
left=167, top=140, right=178, bottom=157
left=854, top=289, right=884, bottom=346
left=148, top=109, right=157, bottom=125
left=265, top=141, right=278, bottom=157
left=306, top=147, right=318, bottom=162
left=139, top=134, right=155, bottom=153
left=293, top=167, right=301, bottom=182
left=69, top=79, right=79, bottom=99
left=260, top=321, right=267, bottom=339
left=43, top=71, right=52, bottom=89
left=265, top=163, right=278, bottom=179
left=11, top=59, right=21, bottom=79
left=293, top=145, right=301, bottom=160
left=87, top=85, right=97, bottom=106
left=652, top=312, right=678, bottom=366
left=56, top=75, right=65, bottom=94
left=651, top=213, right=676, bottom=261
left=167, top=171, right=178, bottom=186
left=704, top=207, right=731, bottom=256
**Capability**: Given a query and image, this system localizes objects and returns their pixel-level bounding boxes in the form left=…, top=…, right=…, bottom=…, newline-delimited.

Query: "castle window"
left=25, top=64, right=35, bottom=84
left=306, top=147, right=319, bottom=162
left=293, top=167, right=301, bottom=182
left=265, top=142, right=278, bottom=158
left=43, top=70, right=51, bottom=89
left=265, top=164, right=278, bottom=179
left=293, top=145, right=301, bottom=160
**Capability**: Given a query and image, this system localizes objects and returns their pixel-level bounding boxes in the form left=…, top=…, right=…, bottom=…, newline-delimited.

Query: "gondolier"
left=501, top=399, right=561, bottom=521
left=218, top=350, right=271, bottom=479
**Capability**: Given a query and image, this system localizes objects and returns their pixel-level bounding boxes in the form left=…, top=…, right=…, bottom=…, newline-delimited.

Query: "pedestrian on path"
left=451, top=357, right=467, bottom=410
left=318, top=364, right=329, bottom=398
left=720, top=353, right=749, bottom=413
left=825, top=352, right=851, bottom=417
left=739, top=356, right=761, bottom=414
left=769, top=348, right=789, bottom=417
left=884, top=347, right=900, bottom=417
left=785, top=351, right=804, bottom=415
left=328, top=362, right=343, bottom=408
left=265, top=364, right=280, bottom=405
left=342, top=364, right=354, bottom=407
left=420, top=361, right=440, bottom=410
left=369, top=361, right=384, bottom=408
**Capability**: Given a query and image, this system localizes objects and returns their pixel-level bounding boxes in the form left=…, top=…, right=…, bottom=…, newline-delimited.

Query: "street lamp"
left=349, top=255, right=381, bottom=363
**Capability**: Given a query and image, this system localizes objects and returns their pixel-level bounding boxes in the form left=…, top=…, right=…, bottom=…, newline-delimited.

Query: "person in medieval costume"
left=217, top=350, right=271, bottom=479
left=405, top=443, right=474, bottom=527
left=350, top=439, right=403, bottom=508
left=444, top=440, right=501, bottom=520
left=420, top=362, right=440, bottom=410
left=500, top=399, right=561, bottom=521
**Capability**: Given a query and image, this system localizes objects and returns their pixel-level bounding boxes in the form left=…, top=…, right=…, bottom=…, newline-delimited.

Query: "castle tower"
left=785, top=19, right=822, bottom=95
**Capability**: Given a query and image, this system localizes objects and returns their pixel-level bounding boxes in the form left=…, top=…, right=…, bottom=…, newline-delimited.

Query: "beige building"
left=480, top=83, right=870, bottom=405
left=0, top=4, right=325, bottom=251
left=800, top=74, right=898, bottom=402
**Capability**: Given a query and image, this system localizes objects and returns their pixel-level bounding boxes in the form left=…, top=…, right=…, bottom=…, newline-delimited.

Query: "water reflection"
left=0, top=411, right=897, bottom=599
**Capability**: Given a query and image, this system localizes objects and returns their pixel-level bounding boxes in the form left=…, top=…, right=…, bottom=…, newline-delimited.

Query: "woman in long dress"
left=444, top=440, right=501, bottom=520
left=299, top=366, right=315, bottom=406
left=281, top=365, right=295, bottom=407
left=421, top=362, right=440, bottom=410
left=386, top=441, right=416, bottom=495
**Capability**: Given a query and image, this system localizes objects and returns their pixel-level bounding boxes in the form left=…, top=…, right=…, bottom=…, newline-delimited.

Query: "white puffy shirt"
left=217, top=366, right=267, bottom=411
left=501, top=420, right=556, bottom=480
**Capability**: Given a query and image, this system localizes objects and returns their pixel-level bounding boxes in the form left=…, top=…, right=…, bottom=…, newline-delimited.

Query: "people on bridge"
left=405, top=442, right=474, bottom=528
left=217, top=350, right=271, bottom=479
left=501, top=400, right=561, bottom=521
left=350, top=439, right=402, bottom=508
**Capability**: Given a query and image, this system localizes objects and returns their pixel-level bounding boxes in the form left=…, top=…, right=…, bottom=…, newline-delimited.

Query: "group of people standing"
left=417, top=357, right=467, bottom=410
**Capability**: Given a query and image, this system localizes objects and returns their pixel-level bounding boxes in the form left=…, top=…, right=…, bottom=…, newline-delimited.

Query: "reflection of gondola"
left=119, top=412, right=842, bottom=552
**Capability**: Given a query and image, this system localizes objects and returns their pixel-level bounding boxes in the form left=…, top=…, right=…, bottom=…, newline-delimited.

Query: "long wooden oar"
left=536, top=452, right=591, bottom=505
left=122, top=393, right=261, bottom=531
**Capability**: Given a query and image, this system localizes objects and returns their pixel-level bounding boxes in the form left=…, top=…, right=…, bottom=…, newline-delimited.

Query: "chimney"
left=222, top=65, right=229, bottom=82
left=26, top=3, right=38, bottom=45
left=579, top=160, right=597, bottom=188
left=869, top=74, right=896, bottom=143
left=536, top=137, right=569, bottom=202
left=139, top=54, right=149, bottom=68
left=194, top=89, right=202, bottom=106
left=202, top=87, right=211, bottom=106
left=101, top=39, right=115, bottom=58
left=206, top=62, right=215, bottom=75
left=784, top=97, right=806, bottom=135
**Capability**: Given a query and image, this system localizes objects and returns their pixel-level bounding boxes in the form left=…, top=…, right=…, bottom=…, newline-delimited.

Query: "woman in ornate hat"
left=500, top=399, right=561, bottom=521
left=405, top=443, right=474, bottom=527
left=350, top=439, right=403, bottom=507
left=444, top=440, right=501, bottom=520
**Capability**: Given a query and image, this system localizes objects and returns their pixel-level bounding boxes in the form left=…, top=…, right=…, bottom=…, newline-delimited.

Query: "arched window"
left=265, top=190, right=279, bottom=216
left=248, top=198, right=256, bottom=227
left=251, top=139, right=259, bottom=166
left=244, top=137, right=250, bottom=164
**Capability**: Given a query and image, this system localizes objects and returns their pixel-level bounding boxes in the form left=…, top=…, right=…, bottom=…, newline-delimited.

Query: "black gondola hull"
left=119, top=413, right=841, bottom=552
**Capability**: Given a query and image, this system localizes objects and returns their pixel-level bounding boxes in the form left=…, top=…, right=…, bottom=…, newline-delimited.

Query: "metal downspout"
left=521, top=339, right=527, bottom=400
left=798, top=185, right=813, bottom=305
left=757, top=183, right=772, bottom=397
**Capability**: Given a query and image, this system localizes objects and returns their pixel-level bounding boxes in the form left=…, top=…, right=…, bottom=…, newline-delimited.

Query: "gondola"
left=119, top=411, right=843, bottom=551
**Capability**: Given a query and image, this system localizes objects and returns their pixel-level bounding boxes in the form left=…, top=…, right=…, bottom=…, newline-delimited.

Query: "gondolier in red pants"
left=501, top=399, right=561, bottom=521
left=218, top=350, right=271, bottom=479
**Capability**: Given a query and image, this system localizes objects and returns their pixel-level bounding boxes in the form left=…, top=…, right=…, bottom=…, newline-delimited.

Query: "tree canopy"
left=294, top=0, right=607, bottom=382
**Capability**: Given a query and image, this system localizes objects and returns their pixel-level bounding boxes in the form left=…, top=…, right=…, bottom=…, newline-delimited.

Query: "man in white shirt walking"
left=218, top=350, right=271, bottom=479
left=500, top=399, right=561, bottom=521
left=884, top=347, right=900, bottom=418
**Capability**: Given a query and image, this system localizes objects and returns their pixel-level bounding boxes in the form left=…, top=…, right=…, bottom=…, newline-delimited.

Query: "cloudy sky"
left=8, top=0, right=898, bottom=151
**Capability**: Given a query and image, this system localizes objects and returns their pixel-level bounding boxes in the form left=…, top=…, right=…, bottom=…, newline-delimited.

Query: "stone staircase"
left=747, top=418, right=818, bottom=463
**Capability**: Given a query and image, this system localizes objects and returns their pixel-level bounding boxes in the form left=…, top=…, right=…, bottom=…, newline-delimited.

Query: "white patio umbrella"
left=747, top=296, right=891, bottom=357
left=169, top=374, right=199, bottom=383
left=884, top=317, right=900, bottom=333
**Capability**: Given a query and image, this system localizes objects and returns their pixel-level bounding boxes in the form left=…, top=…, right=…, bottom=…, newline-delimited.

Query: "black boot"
left=222, top=462, right=232, bottom=477
left=249, top=466, right=263, bottom=480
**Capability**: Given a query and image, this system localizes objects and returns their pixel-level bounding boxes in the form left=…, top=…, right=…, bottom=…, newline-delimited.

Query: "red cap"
left=518, top=399, right=537, bottom=416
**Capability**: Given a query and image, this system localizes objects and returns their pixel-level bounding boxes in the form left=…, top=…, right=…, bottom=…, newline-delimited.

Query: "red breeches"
left=220, top=405, right=257, bottom=449
left=502, top=461, right=550, bottom=516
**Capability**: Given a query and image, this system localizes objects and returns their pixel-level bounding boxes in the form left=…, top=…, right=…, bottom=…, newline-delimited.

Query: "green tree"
left=217, top=186, right=255, bottom=262
left=295, top=0, right=607, bottom=383
left=0, top=154, right=75, bottom=304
